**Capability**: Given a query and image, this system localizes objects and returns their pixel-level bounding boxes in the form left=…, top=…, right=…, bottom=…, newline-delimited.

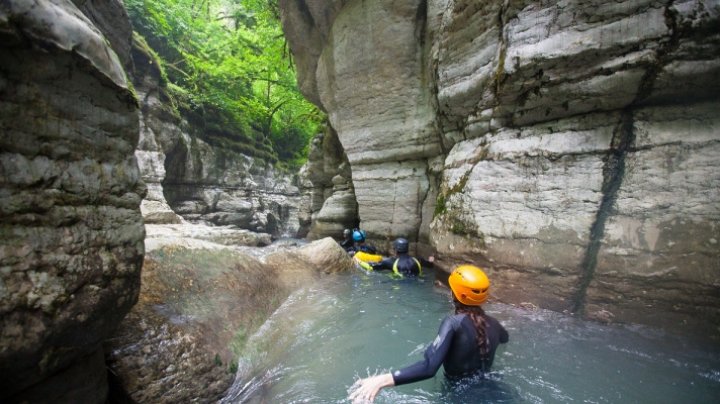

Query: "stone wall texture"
left=298, top=127, right=358, bottom=239
left=131, top=33, right=304, bottom=238
left=0, top=0, right=145, bottom=401
left=279, top=0, right=720, bottom=335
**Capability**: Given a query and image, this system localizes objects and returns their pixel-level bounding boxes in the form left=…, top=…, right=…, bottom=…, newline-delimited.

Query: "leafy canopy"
left=126, top=0, right=324, bottom=169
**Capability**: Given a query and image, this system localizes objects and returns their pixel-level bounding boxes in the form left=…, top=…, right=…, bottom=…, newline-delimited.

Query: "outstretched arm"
left=348, top=373, right=395, bottom=403
left=348, top=316, right=456, bottom=402
left=418, top=255, right=435, bottom=268
left=369, top=257, right=395, bottom=271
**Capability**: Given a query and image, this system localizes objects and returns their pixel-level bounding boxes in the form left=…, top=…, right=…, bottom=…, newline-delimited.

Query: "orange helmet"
left=448, top=265, right=490, bottom=306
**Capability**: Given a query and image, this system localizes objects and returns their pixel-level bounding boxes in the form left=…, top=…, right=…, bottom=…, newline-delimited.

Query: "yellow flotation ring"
left=354, top=251, right=383, bottom=263
left=353, top=251, right=383, bottom=272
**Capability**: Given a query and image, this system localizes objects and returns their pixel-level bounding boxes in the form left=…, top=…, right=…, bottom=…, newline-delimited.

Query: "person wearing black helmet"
left=339, top=228, right=355, bottom=252
left=360, top=237, right=433, bottom=277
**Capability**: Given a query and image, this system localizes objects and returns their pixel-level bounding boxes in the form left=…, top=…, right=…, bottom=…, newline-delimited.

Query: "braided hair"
left=453, top=298, right=490, bottom=357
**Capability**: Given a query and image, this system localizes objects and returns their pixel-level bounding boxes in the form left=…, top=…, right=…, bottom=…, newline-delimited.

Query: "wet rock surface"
left=0, top=0, right=144, bottom=401
left=105, top=237, right=353, bottom=403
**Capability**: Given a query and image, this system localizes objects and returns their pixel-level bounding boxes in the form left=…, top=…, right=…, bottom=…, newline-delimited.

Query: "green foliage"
left=125, top=0, right=323, bottom=167
left=434, top=194, right=446, bottom=218
left=434, top=172, right=470, bottom=219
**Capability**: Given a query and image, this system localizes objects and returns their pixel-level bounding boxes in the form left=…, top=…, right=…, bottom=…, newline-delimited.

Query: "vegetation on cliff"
left=126, top=0, right=323, bottom=169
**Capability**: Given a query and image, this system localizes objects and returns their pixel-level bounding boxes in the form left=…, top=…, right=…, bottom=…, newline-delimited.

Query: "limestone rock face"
left=131, top=33, right=184, bottom=225
left=278, top=0, right=349, bottom=107
left=0, top=0, right=144, bottom=401
left=163, top=135, right=302, bottom=236
left=298, top=128, right=358, bottom=239
left=70, top=0, right=133, bottom=70
left=280, top=0, right=720, bottom=334
left=587, top=103, right=720, bottom=327
left=130, top=31, right=302, bottom=237
left=284, top=0, right=442, bottom=248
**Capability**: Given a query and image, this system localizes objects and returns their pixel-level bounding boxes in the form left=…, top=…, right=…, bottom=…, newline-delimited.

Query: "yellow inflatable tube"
left=354, top=251, right=383, bottom=263
left=353, top=251, right=383, bottom=271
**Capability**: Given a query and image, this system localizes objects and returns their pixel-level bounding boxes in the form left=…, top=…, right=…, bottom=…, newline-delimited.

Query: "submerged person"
left=348, top=265, right=509, bottom=403
left=357, top=237, right=433, bottom=277
left=340, top=228, right=354, bottom=252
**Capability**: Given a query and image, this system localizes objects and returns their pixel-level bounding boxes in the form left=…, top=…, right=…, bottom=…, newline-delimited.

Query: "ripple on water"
left=221, top=270, right=720, bottom=404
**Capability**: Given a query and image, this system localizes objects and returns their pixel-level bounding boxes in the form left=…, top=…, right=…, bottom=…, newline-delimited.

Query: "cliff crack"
left=493, top=0, right=510, bottom=104
left=572, top=1, right=679, bottom=314
left=633, top=1, right=680, bottom=104
left=572, top=111, right=635, bottom=314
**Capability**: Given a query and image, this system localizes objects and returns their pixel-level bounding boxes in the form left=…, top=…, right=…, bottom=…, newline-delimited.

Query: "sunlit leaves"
left=125, top=0, right=323, bottom=169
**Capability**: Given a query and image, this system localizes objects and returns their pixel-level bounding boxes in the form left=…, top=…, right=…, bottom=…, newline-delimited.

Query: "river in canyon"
left=218, top=266, right=720, bottom=403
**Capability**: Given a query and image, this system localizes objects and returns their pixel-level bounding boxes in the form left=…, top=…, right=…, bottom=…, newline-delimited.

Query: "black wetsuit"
left=392, top=313, right=509, bottom=385
left=340, top=238, right=354, bottom=252
left=370, top=253, right=432, bottom=276
left=355, top=243, right=377, bottom=254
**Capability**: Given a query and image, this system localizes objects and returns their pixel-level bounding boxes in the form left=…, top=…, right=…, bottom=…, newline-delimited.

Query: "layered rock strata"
left=280, top=0, right=720, bottom=335
left=131, top=33, right=184, bottom=225
left=0, top=0, right=145, bottom=401
left=298, top=127, right=358, bottom=239
left=130, top=32, right=302, bottom=237
left=162, top=135, right=302, bottom=236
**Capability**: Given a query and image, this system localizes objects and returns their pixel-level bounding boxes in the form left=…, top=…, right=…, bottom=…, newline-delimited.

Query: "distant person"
left=340, top=228, right=354, bottom=252
left=348, top=265, right=509, bottom=403
left=352, top=229, right=377, bottom=254
left=357, top=237, right=433, bottom=277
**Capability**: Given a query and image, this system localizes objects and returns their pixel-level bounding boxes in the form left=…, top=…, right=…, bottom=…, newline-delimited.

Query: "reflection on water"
left=222, top=269, right=720, bottom=403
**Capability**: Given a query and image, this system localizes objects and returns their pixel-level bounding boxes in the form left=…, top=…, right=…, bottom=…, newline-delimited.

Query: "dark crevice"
left=572, top=111, right=635, bottom=314
left=493, top=0, right=509, bottom=103
left=414, top=0, right=428, bottom=46
left=293, top=0, right=316, bottom=29
left=634, top=1, right=681, bottom=105
left=572, top=1, right=682, bottom=314
left=426, top=1, right=448, bottom=156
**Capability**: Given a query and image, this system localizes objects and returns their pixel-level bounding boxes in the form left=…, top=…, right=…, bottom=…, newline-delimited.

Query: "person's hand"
left=348, top=373, right=395, bottom=403
left=428, top=255, right=435, bottom=263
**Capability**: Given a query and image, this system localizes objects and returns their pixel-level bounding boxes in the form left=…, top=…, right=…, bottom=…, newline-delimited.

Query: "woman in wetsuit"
left=348, top=265, right=509, bottom=403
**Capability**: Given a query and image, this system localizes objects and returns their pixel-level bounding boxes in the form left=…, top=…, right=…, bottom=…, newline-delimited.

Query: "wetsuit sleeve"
left=391, top=316, right=456, bottom=386
left=370, top=257, right=395, bottom=271
left=417, top=257, right=434, bottom=268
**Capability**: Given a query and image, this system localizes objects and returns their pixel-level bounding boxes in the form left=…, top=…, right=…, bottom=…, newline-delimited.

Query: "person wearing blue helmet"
left=351, top=229, right=377, bottom=254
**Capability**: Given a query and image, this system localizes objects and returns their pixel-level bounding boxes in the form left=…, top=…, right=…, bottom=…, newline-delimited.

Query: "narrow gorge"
left=279, top=0, right=720, bottom=333
left=0, top=0, right=718, bottom=402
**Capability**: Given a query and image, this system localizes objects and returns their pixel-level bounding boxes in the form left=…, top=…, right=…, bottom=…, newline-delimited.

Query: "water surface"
left=222, top=268, right=720, bottom=403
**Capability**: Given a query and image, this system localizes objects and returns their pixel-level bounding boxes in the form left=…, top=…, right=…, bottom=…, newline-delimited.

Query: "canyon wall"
left=298, top=126, right=358, bottom=239
left=0, top=0, right=307, bottom=400
left=131, top=34, right=303, bottom=239
left=0, top=0, right=145, bottom=401
left=279, top=0, right=720, bottom=334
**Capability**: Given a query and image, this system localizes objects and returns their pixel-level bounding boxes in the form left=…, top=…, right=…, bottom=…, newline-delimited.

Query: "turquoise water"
left=221, top=268, right=720, bottom=403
